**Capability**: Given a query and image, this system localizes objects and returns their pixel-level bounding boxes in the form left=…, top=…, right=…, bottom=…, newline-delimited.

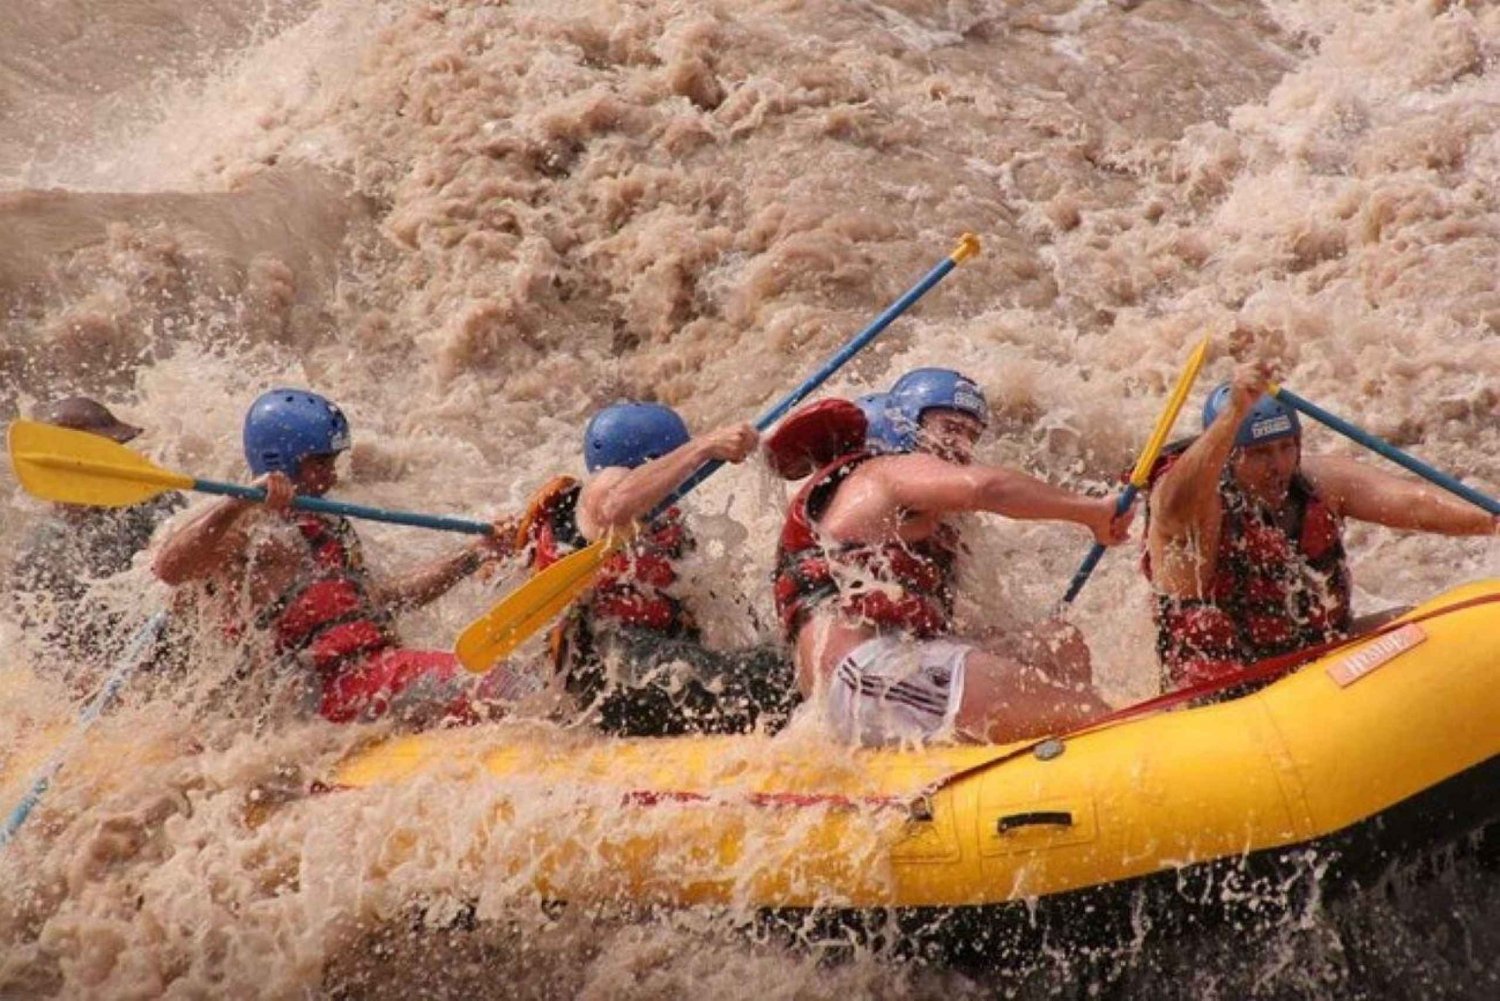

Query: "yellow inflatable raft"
left=326, top=580, right=1500, bottom=916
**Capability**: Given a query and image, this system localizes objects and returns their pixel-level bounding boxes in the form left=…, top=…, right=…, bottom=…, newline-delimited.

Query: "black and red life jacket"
left=1144, top=462, right=1352, bottom=689
left=257, top=512, right=397, bottom=678
left=523, top=476, right=695, bottom=636
left=773, top=451, right=960, bottom=641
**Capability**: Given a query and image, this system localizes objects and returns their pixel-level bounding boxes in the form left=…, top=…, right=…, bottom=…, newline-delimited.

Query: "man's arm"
left=1142, top=362, right=1277, bottom=599
left=1147, top=359, right=1279, bottom=548
left=1146, top=421, right=1234, bottom=539
left=152, top=497, right=261, bottom=585
left=880, top=454, right=1131, bottom=545
left=369, top=515, right=520, bottom=613
left=1306, top=455, right=1500, bottom=536
left=154, top=472, right=309, bottom=585
left=577, top=422, right=757, bottom=541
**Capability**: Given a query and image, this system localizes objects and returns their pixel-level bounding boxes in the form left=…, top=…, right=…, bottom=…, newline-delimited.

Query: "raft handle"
left=996, top=811, right=1074, bottom=833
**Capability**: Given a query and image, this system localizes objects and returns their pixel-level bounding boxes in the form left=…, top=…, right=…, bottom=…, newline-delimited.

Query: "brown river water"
left=2, top=1, right=1497, bottom=997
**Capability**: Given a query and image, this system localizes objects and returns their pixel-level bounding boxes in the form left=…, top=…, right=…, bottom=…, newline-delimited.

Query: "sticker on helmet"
left=953, top=384, right=988, bottom=422
left=1249, top=414, right=1293, bottom=439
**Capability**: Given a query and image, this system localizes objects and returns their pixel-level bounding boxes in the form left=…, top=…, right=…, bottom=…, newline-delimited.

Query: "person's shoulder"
left=839, top=452, right=948, bottom=497
left=236, top=506, right=295, bottom=544
left=585, top=466, right=628, bottom=488
left=863, top=452, right=951, bottom=478
left=1300, top=452, right=1365, bottom=475
left=1143, top=437, right=1198, bottom=490
left=1298, top=452, right=1383, bottom=511
left=577, top=467, right=630, bottom=515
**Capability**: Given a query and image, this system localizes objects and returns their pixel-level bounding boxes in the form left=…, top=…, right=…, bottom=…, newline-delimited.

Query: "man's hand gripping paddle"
left=455, top=234, right=983, bottom=673
left=7, top=421, right=496, bottom=536
left=1059, top=337, right=1210, bottom=605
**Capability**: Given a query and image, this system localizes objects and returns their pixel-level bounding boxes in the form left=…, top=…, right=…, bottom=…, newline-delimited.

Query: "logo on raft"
left=1326, top=623, right=1426, bottom=688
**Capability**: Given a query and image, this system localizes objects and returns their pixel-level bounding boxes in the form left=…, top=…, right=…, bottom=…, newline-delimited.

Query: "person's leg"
left=567, top=628, right=692, bottom=736
left=716, top=644, right=801, bottom=732
left=1012, top=617, right=1094, bottom=689
left=952, top=647, right=1110, bottom=745
left=966, top=617, right=1094, bottom=690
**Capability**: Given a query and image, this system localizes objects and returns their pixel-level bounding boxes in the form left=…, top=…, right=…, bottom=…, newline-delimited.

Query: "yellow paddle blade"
left=455, top=535, right=623, bottom=673
left=6, top=420, right=194, bottom=508
left=1127, top=337, right=1210, bottom=488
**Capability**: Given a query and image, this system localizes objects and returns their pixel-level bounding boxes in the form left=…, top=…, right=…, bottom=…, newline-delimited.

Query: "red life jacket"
left=524, top=476, right=695, bottom=635
left=257, top=512, right=397, bottom=678
left=773, top=451, right=960, bottom=641
left=1144, top=465, right=1352, bottom=689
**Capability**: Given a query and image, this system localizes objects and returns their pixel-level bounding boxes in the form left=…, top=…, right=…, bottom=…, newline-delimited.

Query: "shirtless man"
left=773, top=368, right=1133, bottom=746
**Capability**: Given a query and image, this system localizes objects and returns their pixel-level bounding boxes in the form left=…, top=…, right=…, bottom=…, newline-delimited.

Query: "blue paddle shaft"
left=1061, top=484, right=1140, bottom=605
left=1274, top=389, right=1499, bottom=516
left=656, top=254, right=964, bottom=514
left=191, top=479, right=493, bottom=535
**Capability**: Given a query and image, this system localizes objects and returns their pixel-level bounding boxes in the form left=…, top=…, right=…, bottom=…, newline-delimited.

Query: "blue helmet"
left=1201, top=382, right=1301, bottom=448
left=584, top=402, right=691, bottom=473
left=854, top=393, right=904, bottom=454
left=888, top=368, right=989, bottom=451
left=243, top=388, right=351, bottom=477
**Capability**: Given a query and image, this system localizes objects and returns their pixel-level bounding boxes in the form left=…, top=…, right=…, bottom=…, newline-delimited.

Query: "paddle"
left=1, top=612, right=168, bottom=850
left=7, top=421, right=494, bottom=536
left=1059, top=337, right=1210, bottom=605
left=455, top=233, right=984, bottom=673
left=1270, top=386, right=1499, bottom=516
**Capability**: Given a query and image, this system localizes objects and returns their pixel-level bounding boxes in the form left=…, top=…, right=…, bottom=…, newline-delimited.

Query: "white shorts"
left=823, top=635, right=973, bottom=747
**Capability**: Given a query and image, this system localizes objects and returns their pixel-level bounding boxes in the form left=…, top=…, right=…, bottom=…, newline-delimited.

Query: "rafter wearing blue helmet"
left=773, top=366, right=1133, bottom=749
left=1144, top=363, right=1497, bottom=698
left=887, top=367, right=990, bottom=456
left=512, top=399, right=795, bottom=738
left=155, top=387, right=517, bottom=727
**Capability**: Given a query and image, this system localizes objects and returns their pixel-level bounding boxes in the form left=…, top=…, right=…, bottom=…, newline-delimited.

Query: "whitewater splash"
left=2, top=0, right=1497, bottom=996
